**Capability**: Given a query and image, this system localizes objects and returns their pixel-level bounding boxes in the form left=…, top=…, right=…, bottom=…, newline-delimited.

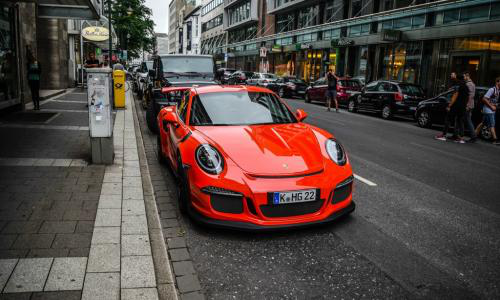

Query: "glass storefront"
left=379, top=42, right=422, bottom=83
left=0, top=4, right=18, bottom=106
left=273, top=52, right=295, bottom=77
left=297, top=50, right=322, bottom=82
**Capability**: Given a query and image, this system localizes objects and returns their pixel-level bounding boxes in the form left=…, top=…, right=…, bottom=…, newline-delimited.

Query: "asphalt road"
left=141, top=96, right=500, bottom=299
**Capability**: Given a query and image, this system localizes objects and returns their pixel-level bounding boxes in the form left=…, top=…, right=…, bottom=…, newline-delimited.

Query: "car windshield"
left=400, top=84, right=424, bottom=96
left=161, top=57, right=214, bottom=73
left=146, top=61, right=153, bottom=70
left=264, top=74, right=277, bottom=79
left=190, top=92, right=297, bottom=126
left=289, top=78, right=305, bottom=84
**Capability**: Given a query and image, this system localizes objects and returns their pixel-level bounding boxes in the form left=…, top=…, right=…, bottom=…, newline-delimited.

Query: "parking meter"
left=87, top=68, right=114, bottom=164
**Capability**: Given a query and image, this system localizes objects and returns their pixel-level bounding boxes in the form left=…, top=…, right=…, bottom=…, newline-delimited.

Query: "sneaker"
left=467, top=137, right=477, bottom=143
left=434, top=134, right=447, bottom=141
left=454, top=138, right=465, bottom=144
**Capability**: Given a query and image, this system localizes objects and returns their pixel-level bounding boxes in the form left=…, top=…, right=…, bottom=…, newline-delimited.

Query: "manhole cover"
left=1, top=112, right=59, bottom=124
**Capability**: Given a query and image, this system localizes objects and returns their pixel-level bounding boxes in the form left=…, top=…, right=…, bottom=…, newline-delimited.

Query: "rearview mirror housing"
left=296, top=109, right=308, bottom=122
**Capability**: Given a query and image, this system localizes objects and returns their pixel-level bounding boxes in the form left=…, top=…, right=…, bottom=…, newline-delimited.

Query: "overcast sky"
left=145, top=0, right=169, bottom=34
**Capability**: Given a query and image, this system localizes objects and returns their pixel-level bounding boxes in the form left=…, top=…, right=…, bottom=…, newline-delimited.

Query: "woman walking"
left=27, top=53, right=41, bottom=110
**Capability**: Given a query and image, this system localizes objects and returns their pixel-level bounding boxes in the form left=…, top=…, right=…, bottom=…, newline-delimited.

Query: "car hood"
left=196, top=123, right=324, bottom=177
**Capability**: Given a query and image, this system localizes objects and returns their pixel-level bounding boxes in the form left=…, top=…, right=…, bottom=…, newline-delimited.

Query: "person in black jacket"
left=27, top=52, right=41, bottom=110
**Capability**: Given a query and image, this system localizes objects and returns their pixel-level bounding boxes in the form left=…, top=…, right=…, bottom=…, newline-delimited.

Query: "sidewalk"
left=0, top=86, right=176, bottom=299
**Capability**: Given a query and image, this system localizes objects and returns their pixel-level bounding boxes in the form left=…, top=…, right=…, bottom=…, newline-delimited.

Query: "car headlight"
left=325, top=139, right=347, bottom=166
left=195, top=144, right=224, bottom=175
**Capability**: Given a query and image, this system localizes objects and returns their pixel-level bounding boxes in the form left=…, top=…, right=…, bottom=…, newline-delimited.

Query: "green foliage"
left=108, top=0, right=156, bottom=59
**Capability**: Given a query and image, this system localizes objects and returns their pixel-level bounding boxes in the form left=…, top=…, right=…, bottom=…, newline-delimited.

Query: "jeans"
left=443, top=110, right=464, bottom=137
left=464, top=109, right=476, bottom=138
left=29, top=80, right=40, bottom=109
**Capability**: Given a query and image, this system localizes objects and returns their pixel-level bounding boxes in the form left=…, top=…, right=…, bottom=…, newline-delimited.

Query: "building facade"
left=200, top=0, right=226, bottom=66
left=155, top=33, right=169, bottom=55
left=223, top=0, right=500, bottom=95
left=183, top=7, right=202, bottom=54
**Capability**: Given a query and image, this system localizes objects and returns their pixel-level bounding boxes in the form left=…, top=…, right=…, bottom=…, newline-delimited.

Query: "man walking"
left=475, top=77, right=499, bottom=145
left=435, top=74, right=468, bottom=143
left=27, top=52, right=41, bottom=110
left=463, top=72, right=477, bottom=142
left=325, top=69, right=340, bottom=112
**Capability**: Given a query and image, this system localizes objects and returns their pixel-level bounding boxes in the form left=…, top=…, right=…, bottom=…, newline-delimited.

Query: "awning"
left=37, top=0, right=100, bottom=20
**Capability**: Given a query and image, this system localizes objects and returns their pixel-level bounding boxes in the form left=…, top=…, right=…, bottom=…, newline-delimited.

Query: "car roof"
left=191, top=85, right=273, bottom=95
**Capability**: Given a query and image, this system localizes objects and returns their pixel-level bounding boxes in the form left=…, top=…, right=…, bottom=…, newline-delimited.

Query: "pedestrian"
left=84, top=52, right=100, bottom=68
left=435, top=74, right=468, bottom=143
left=450, top=72, right=458, bottom=88
left=325, top=69, right=340, bottom=112
left=463, top=72, right=477, bottom=143
left=27, top=52, right=41, bottom=111
left=475, top=77, right=499, bottom=145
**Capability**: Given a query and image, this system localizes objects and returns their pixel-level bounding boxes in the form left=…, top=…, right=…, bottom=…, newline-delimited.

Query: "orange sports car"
left=157, top=85, right=355, bottom=230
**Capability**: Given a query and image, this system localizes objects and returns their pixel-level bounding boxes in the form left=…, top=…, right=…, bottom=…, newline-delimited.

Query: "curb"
left=40, top=89, right=66, bottom=100
left=131, top=90, right=179, bottom=300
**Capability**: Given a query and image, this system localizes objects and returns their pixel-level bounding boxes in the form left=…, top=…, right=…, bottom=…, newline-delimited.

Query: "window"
left=202, top=0, right=223, bottom=16
left=393, top=17, right=411, bottom=29
left=349, top=23, right=370, bottom=36
left=296, top=33, right=318, bottom=43
left=382, top=20, right=393, bottom=29
left=460, top=5, right=489, bottom=22
left=412, top=15, right=425, bottom=28
left=492, top=3, right=500, bottom=19
left=178, top=91, right=190, bottom=123
left=325, top=0, right=343, bottom=23
left=228, top=0, right=251, bottom=26
left=365, top=82, right=378, bottom=92
left=276, top=13, right=294, bottom=33
left=443, top=9, right=459, bottom=24
left=298, top=5, right=319, bottom=29
left=351, top=0, right=362, bottom=18
left=323, top=28, right=340, bottom=39
left=275, top=37, right=292, bottom=46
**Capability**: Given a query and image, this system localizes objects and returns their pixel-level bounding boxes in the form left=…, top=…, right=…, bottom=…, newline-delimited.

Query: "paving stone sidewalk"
left=0, top=87, right=174, bottom=299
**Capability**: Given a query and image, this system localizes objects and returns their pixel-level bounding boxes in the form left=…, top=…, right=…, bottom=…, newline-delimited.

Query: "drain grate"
left=0, top=112, right=59, bottom=124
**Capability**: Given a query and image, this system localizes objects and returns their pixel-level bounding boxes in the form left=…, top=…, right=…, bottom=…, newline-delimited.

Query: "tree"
left=109, top=0, right=155, bottom=59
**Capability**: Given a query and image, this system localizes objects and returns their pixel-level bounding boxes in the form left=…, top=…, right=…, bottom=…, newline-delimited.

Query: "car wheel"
left=157, top=136, right=166, bottom=165
left=348, top=99, right=357, bottom=113
left=381, top=104, right=393, bottom=119
left=177, top=154, right=189, bottom=214
left=305, top=93, right=311, bottom=103
left=416, top=110, right=432, bottom=128
left=146, top=100, right=158, bottom=133
left=279, top=88, right=285, bottom=98
left=481, top=126, right=492, bottom=140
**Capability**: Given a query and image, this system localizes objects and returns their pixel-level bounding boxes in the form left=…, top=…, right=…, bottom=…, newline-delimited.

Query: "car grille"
left=259, top=199, right=324, bottom=218
left=210, top=194, right=244, bottom=214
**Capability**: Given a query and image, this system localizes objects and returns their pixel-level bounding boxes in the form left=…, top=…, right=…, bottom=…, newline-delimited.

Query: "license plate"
left=298, top=91, right=305, bottom=94
left=272, top=189, right=317, bottom=205
left=409, top=106, right=416, bottom=111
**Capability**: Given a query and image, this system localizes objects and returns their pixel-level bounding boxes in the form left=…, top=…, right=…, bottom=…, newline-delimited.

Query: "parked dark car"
left=266, top=76, right=308, bottom=98
left=227, top=71, right=254, bottom=85
left=217, top=68, right=236, bottom=84
left=246, top=73, right=278, bottom=86
left=136, top=61, right=154, bottom=107
left=415, top=87, right=497, bottom=139
left=305, top=78, right=362, bottom=106
left=347, top=80, right=426, bottom=119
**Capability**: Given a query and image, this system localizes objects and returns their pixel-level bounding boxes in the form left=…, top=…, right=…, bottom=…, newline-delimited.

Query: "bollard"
left=113, top=69, right=126, bottom=108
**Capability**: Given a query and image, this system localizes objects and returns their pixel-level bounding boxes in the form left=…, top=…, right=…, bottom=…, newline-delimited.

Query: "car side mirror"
left=148, top=69, right=155, bottom=77
left=296, top=109, right=308, bottom=122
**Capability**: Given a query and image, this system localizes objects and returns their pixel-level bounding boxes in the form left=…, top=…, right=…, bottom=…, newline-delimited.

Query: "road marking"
left=354, top=174, right=377, bottom=186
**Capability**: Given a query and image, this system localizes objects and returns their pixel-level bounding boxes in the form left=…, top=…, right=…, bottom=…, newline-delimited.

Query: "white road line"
left=354, top=174, right=377, bottom=186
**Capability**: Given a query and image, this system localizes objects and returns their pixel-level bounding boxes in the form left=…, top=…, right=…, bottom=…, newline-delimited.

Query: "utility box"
left=87, top=68, right=114, bottom=164
left=113, top=69, right=126, bottom=108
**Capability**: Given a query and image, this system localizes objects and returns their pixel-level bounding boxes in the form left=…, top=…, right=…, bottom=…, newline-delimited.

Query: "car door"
left=167, top=90, right=191, bottom=166
left=311, top=79, right=326, bottom=101
left=359, top=81, right=379, bottom=110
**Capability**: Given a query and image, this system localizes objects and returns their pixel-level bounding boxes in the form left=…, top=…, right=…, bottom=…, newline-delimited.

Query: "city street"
left=137, top=96, right=500, bottom=299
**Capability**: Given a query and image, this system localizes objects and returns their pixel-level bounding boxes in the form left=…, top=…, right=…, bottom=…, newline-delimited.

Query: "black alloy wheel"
left=417, top=110, right=432, bottom=128
left=381, top=104, right=393, bottom=120
left=146, top=101, right=158, bottom=133
left=176, top=154, right=189, bottom=214
left=348, top=99, right=357, bottom=112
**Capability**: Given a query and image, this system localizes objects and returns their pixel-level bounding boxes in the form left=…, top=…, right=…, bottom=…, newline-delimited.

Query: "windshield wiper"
left=163, top=72, right=182, bottom=78
left=182, top=72, right=208, bottom=78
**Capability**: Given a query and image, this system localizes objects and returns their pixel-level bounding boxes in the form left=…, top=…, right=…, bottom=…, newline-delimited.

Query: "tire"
left=305, top=93, right=311, bottom=103
left=177, top=154, right=189, bottom=214
left=146, top=100, right=158, bottom=133
left=416, top=110, right=432, bottom=128
left=481, top=126, right=492, bottom=140
left=381, top=104, right=393, bottom=120
left=157, top=136, right=166, bottom=165
left=348, top=99, right=357, bottom=113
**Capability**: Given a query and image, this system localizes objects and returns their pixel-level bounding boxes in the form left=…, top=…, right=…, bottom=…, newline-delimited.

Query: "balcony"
left=266, top=0, right=320, bottom=15
left=37, top=0, right=101, bottom=20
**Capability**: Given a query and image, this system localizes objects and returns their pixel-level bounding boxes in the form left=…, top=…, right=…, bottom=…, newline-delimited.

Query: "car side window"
left=365, top=82, right=378, bottom=92
left=377, top=83, right=388, bottom=92
left=178, top=91, right=190, bottom=123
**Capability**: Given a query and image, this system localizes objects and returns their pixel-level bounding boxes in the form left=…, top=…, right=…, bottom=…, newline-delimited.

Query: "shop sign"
left=271, top=45, right=283, bottom=53
left=260, top=47, right=268, bottom=57
left=381, top=29, right=401, bottom=42
left=331, top=38, right=354, bottom=47
left=296, top=43, right=312, bottom=51
left=82, top=26, right=109, bottom=42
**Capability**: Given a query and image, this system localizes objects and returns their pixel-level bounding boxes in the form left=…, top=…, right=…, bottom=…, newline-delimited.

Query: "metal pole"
left=108, top=0, right=113, bottom=67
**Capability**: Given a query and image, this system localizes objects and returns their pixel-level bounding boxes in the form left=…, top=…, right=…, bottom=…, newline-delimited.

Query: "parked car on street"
left=347, top=80, right=426, bottom=120
left=351, top=76, right=366, bottom=87
left=146, top=54, right=217, bottom=133
left=217, top=68, right=236, bottom=84
left=157, top=85, right=355, bottom=230
left=227, top=71, right=254, bottom=85
left=305, top=78, right=362, bottom=106
left=266, top=76, right=308, bottom=98
left=136, top=61, right=154, bottom=106
left=246, top=73, right=278, bottom=86
left=415, top=87, right=497, bottom=139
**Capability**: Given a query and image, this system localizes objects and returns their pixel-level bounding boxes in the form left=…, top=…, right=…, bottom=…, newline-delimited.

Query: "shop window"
left=460, top=5, right=489, bottom=23
left=443, top=9, right=459, bottom=24
left=323, top=28, right=341, bottom=40
left=491, top=3, right=500, bottom=19
left=0, top=5, right=18, bottom=104
left=412, top=15, right=425, bottom=29
left=276, top=37, right=292, bottom=46
left=297, top=33, right=318, bottom=43
left=394, top=17, right=411, bottom=30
